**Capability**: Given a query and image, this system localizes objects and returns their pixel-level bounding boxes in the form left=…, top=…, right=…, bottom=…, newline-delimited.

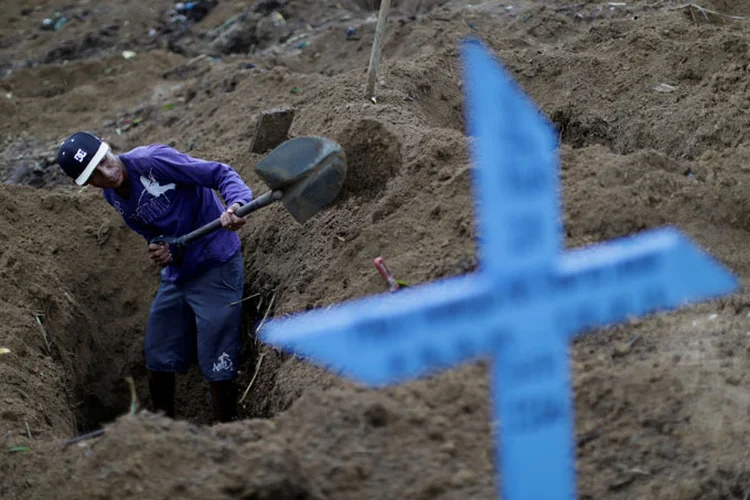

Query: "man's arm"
left=147, top=145, right=253, bottom=206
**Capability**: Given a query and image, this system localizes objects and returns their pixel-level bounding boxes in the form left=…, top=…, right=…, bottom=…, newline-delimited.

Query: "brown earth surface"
left=3, top=0, right=750, bottom=498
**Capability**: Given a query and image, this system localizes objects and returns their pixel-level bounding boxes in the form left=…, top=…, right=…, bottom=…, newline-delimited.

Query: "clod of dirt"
left=550, top=106, right=615, bottom=150
left=251, top=106, right=296, bottom=153
left=337, top=119, right=402, bottom=200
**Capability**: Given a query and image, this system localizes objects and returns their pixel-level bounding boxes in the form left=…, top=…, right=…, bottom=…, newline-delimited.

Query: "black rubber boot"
left=147, top=371, right=176, bottom=418
left=209, top=380, right=238, bottom=423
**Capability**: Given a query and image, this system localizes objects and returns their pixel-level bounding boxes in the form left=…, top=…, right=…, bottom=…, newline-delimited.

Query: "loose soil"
left=3, top=0, right=750, bottom=499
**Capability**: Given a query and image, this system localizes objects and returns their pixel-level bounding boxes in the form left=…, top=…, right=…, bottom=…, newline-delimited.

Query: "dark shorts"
left=145, top=251, right=244, bottom=382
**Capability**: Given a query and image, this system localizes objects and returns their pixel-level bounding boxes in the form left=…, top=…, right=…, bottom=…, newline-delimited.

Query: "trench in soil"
left=64, top=273, right=280, bottom=433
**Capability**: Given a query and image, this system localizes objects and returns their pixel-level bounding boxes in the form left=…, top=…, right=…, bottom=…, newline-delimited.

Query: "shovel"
left=152, top=136, right=347, bottom=262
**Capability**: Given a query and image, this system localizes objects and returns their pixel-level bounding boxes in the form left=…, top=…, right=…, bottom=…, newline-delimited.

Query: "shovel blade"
left=254, top=136, right=347, bottom=224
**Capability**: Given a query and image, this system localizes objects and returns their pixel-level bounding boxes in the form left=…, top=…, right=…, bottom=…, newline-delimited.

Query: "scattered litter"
left=272, top=11, right=286, bottom=27
left=209, top=12, right=243, bottom=37
left=163, top=103, right=176, bottom=111
left=41, top=12, right=67, bottom=31
left=290, top=87, right=301, bottom=94
left=709, top=313, right=718, bottom=320
left=653, top=83, right=677, bottom=93
left=346, top=27, right=359, bottom=40
left=5, top=93, right=11, bottom=100
left=116, top=116, right=145, bottom=135
left=54, top=17, right=68, bottom=30
left=169, top=0, right=217, bottom=23
left=61, top=429, right=104, bottom=448
left=8, top=446, right=30, bottom=453
left=242, top=63, right=257, bottom=69
left=0, top=347, right=10, bottom=355
left=297, top=41, right=310, bottom=49
left=175, top=2, right=192, bottom=12
left=168, top=12, right=189, bottom=24
left=370, top=96, right=377, bottom=104
left=148, top=28, right=157, bottom=37
left=122, top=50, right=137, bottom=60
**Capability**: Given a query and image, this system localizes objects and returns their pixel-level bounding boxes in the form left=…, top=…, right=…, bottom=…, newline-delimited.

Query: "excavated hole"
left=549, top=106, right=617, bottom=150
left=235, top=286, right=281, bottom=419
left=337, top=119, right=403, bottom=202
left=62, top=275, right=280, bottom=433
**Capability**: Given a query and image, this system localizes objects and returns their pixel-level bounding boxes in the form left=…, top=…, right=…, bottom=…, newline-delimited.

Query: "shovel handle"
left=179, top=189, right=282, bottom=246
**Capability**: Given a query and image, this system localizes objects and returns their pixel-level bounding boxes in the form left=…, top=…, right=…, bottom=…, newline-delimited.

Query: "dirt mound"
left=338, top=119, right=402, bottom=199
left=5, top=0, right=750, bottom=499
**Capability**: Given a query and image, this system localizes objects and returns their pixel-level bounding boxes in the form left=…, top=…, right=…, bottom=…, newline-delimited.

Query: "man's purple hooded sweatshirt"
left=103, top=144, right=253, bottom=283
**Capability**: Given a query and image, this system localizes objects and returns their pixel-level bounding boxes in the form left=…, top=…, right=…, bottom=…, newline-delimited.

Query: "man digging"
left=56, top=131, right=252, bottom=423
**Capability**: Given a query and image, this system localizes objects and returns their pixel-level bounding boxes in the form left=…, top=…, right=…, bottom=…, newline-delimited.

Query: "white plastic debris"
left=272, top=11, right=286, bottom=27
left=653, top=83, right=677, bottom=93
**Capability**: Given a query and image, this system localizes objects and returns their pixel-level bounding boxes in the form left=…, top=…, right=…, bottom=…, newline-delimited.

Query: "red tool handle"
left=374, top=256, right=400, bottom=292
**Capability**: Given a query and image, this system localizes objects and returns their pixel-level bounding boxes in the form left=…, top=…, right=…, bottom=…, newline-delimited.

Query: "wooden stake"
left=364, top=0, right=392, bottom=101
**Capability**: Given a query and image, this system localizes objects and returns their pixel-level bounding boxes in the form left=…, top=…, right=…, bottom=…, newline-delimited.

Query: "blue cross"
left=260, top=38, right=738, bottom=500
